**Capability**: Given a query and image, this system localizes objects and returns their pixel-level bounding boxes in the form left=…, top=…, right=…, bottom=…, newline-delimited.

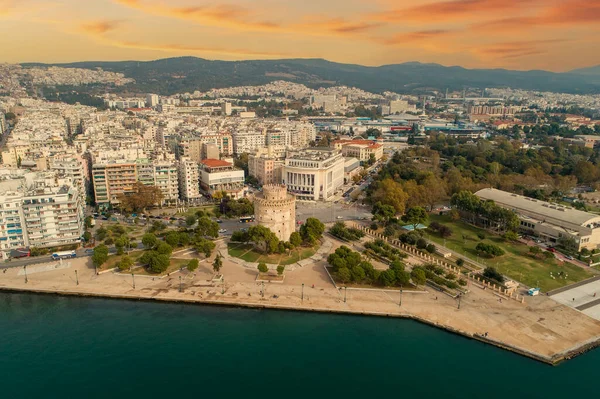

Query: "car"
left=336, top=216, right=343, bottom=219
left=216, top=219, right=223, bottom=223
left=84, top=248, right=94, bottom=254
left=219, top=229, right=227, bottom=234
left=547, top=247, right=556, bottom=253
left=565, top=255, right=574, bottom=260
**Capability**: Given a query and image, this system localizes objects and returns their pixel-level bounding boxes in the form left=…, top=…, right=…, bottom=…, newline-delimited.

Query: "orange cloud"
left=471, top=39, right=568, bottom=60
left=113, top=0, right=379, bottom=38
left=383, top=29, right=455, bottom=45
left=77, top=18, right=287, bottom=58
left=373, top=0, right=539, bottom=23
left=80, top=21, right=121, bottom=35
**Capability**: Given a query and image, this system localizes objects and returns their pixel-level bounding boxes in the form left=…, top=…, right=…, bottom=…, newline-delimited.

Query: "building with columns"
left=283, top=148, right=345, bottom=201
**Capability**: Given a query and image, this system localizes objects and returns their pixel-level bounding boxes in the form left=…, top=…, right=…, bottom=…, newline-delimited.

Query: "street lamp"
left=344, top=286, right=347, bottom=303
left=399, top=289, right=403, bottom=307
left=24, top=265, right=28, bottom=284
left=302, top=283, right=304, bottom=302
left=75, top=270, right=79, bottom=286
left=179, top=275, right=183, bottom=292
left=131, top=273, right=135, bottom=289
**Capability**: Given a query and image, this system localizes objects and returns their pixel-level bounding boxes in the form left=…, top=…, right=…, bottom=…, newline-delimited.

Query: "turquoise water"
left=0, top=293, right=597, bottom=399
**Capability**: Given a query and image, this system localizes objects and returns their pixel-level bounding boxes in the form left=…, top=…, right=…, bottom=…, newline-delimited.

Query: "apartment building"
left=332, top=139, right=384, bottom=162
left=153, top=162, right=179, bottom=204
left=199, top=159, right=245, bottom=199
left=180, top=133, right=233, bottom=161
left=92, top=162, right=137, bottom=208
left=283, top=149, right=345, bottom=201
left=248, top=152, right=284, bottom=185
left=232, top=130, right=265, bottom=155
left=178, top=157, right=201, bottom=201
left=0, top=181, right=84, bottom=259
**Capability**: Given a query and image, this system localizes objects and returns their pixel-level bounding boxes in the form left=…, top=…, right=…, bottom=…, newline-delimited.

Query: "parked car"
left=219, top=229, right=227, bottom=234
left=216, top=219, right=223, bottom=223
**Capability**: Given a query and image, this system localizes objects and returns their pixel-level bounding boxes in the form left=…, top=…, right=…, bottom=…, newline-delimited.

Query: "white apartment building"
left=146, top=93, right=159, bottom=107
left=153, top=162, right=179, bottom=204
left=249, top=152, right=284, bottom=185
left=0, top=182, right=84, bottom=259
left=199, top=159, right=245, bottom=199
left=233, top=130, right=265, bottom=155
left=178, top=157, right=201, bottom=201
left=49, top=158, right=88, bottom=201
left=283, top=149, right=345, bottom=201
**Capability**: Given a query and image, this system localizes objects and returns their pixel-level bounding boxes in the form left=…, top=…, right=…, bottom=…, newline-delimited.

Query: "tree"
left=114, top=236, right=130, bottom=255
left=258, top=262, right=268, bottom=273
left=195, top=238, right=216, bottom=257
left=248, top=225, right=280, bottom=253
left=185, top=215, right=197, bottom=226
left=289, top=232, right=302, bottom=248
left=372, top=202, right=396, bottom=225
left=411, top=268, right=427, bottom=285
left=117, top=182, right=164, bottom=212
left=503, top=231, right=519, bottom=242
left=92, top=244, right=109, bottom=270
left=118, top=255, right=133, bottom=271
left=476, top=243, right=505, bottom=258
left=84, top=216, right=94, bottom=229
left=372, top=179, right=408, bottom=215
left=351, top=265, right=366, bottom=282
left=483, top=266, right=505, bottom=283
left=142, top=233, right=158, bottom=249
left=300, top=217, right=325, bottom=244
left=83, top=231, right=92, bottom=242
left=187, top=259, right=199, bottom=272
left=165, top=231, right=180, bottom=247
left=337, top=267, right=351, bottom=283
left=195, top=217, right=219, bottom=238
left=378, top=269, right=396, bottom=286
left=213, top=253, right=223, bottom=273
left=402, top=207, right=428, bottom=231
left=277, top=265, right=285, bottom=276
left=156, top=242, right=173, bottom=256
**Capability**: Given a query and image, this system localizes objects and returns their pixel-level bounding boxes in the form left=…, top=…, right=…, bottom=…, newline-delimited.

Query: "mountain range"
left=22, top=57, right=600, bottom=96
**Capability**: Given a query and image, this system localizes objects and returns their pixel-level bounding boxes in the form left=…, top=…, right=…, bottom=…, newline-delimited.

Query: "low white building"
left=199, top=159, right=245, bottom=199
left=283, top=148, right=345, bottom=201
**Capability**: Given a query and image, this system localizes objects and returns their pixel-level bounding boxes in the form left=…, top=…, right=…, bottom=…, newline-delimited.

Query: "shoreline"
left=2, top=285, right=598, bottom=366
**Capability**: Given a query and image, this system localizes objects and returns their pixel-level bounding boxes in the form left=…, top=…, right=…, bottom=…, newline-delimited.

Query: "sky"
left=1, top=0, right=599, bottom=71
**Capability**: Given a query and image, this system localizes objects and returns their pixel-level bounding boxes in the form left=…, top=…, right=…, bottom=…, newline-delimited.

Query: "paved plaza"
left=550, top=277, right=600, bottom=320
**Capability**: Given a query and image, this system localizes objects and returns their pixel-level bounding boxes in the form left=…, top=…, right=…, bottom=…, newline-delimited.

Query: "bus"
left=51, top=251, right=77, bottom=260
left=239, top=216, right=255, bottom=223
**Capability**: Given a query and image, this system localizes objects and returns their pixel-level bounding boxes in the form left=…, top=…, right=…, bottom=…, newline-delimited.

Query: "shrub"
left=370, top=222, right=379, bottom=231
left=187, top=259, right=199, bottom=272
left=410, top=268, right=427, bottom=285
left=445, top=272, right=457, bottom=280
left=426, top=244, right=436, bottom=253
left=416, top=238, right=427, bottom=249
left=475, top=242, right=505, bottom=257
left=277, top=265, right=285, bottom=276
left=477, top=233, right=486, bottom=240
left=104, top=237, right=114, bottom=246
left=458, top=279, right=467, bottom=286
left=456, top=258, right=464, bottom=266
left=483, top=266, right=505, bottom=283
left=258, top=263, right=268, bottom=273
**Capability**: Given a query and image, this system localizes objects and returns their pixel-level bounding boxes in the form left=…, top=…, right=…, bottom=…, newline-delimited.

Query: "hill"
left=21, top=57, right=600, bottom=95
left=570, top=65, right=600, bottom=76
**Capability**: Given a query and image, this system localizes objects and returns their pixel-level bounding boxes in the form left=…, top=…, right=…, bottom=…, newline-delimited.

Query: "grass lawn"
left=427, top=214, right=593, bottom=291
left=176, top=206, right=215, bottom=218
left=228, top=242, right=319, bottom=265
left=101, top=250, right=144, bottom=271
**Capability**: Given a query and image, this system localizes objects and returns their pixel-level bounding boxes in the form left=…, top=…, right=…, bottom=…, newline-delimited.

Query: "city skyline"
left=0, top=0, right=599, bottom=72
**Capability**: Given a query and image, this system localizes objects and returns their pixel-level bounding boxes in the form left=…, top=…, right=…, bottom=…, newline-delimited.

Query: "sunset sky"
left=1, top=0, right=599, bottom=71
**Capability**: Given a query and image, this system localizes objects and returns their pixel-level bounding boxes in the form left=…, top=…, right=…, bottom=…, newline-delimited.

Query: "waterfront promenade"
left=1, top=252, right=600, bottom=364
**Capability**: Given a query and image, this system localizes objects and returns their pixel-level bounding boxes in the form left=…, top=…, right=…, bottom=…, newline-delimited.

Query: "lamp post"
left=179, top=275, right=183, bottom=293
left=221, top=277, right=225, bottom=294
left=301, top=283, right=304, bottom=302
left=399, top=289, right=403, bottom=307
left=75, top=270, right=79, bottom=286
left=131, top=273, right=135, bottom=289
left=24, top=265, right=28, bottom=284
left=457, top=293, right=462, bottom=309
left=344, top=286, right=347, bottom=303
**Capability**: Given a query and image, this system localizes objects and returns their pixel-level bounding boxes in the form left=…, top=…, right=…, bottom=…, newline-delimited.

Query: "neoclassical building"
left=254, top=185, right=296, bottom=241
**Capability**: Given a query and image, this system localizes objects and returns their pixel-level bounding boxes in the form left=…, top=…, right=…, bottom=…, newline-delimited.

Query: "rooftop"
left=475, top=188, right=600, bottom=228
left=200, top=158, right=233, bottom=168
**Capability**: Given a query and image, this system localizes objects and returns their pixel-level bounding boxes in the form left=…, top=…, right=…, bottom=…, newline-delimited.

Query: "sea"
left=0, top=292, right=597, bottom=399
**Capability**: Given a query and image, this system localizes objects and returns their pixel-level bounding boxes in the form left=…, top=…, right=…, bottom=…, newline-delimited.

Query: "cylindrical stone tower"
left=254, top=185, right=296, bottom=242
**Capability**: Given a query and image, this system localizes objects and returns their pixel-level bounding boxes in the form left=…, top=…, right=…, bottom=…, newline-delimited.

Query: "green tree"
left=196, top=217, right=219, bottom=238
left=195, top=238, right=216, bottom=257
left=187, top=259, right=199, bottom=272
left=337, top=267, right=351, bottom=283
left=92, top=245, right=109, bottom=270
left=411, top=268, right=427, bottom=285
left=258, top=262, right=268, bottom=273
left=402, top=207, right=428, bottom=231
left=156, top=242, right=173, bottom=256
left=300, top=217, right=325, bottom=245
left=289, top=232, right=302, bottom=248
left=213, top=253, right=223, bottom=273
left=142, top=233, right=158, bottom=249
left=114, top=236, right=130, bottom=255
left=185, top=215, right=197, bottom=226
left=82, top=231, right=92, bottom=242
left=378, top=269, right=396, bottom=286
left=372, top=202, right=396, bottom=225
left=372, top=178, right=408, bottom=215
left=276, top=265, right=285, bottom=276
left=248, top=225, right=280, bottom=253
left=84, top=216, right=94, bottom=229
left=483, top=266, right=505, bottom=283
left=165, top=231, right=180, bottom=247
left=118, top=255, right=133, bottom=271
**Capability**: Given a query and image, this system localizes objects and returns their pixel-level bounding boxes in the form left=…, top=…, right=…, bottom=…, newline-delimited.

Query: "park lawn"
left=228, top=242, right=319, bottom=266
left=427, top=214, right=593, bottom=291
left=176, top=206, right=215, bottom=218
left=101, top=250, right=144, bottom=271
